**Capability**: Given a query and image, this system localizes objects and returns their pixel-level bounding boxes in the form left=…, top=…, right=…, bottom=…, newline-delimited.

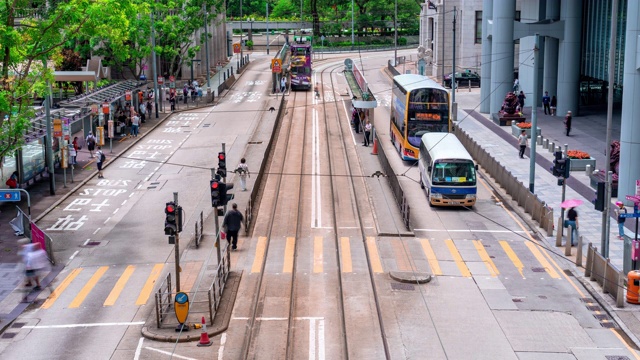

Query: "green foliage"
left=246, top=40, right=254, bottom=48
left=398, top=37, right=407, bottom=46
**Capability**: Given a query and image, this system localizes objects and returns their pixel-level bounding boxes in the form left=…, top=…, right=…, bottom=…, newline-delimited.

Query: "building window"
left=475, top=11, right=482, bottom=44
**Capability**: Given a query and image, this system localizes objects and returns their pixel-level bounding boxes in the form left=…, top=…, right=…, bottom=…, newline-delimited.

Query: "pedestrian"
left=565, top=207, right=579, bottom=246
left=363, top=121, right=372, bottom=146
left=170, top=91, right=176, bottom=111
left=5, top=171, right=18, bottom=188
left=517, top=91, right=526, bottom=111
left=564, top=110, right=572, bottom=136
left=131, top=112, right=140, bottom=137
left=550, top=95, right=557, bottom=116
left=615, top=201, right=627, bottom=239
left=542, top=91, right=551, bottom=115
left=23, top=242, right=49, bottom=294
left=222, top=203, right=244, bottom=250
left=518, top=130, right=527, bottom=158
left=237, top=158, right=250, bottom=191
left=86, top=131, right=96, bottom=158
left=96, top=146, right=105, bottom=178
left=139, top=101, right=146, bottom=123
left=72, top=136, right=80, bottom=165
left=183, top=85, right=188, bottom=104
left=146, top=100, right=152, bottom=118
left=280, top=77, right=286, bottom=93
left=513, top=78, right=519, bottom=92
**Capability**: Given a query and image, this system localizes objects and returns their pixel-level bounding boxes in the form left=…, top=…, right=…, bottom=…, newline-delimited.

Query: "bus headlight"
left=465, top=194, right=476, bottom=199
left=431, top=193, right=443, bottom=199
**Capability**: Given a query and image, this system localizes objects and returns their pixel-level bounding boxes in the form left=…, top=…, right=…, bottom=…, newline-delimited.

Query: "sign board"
left=0, top=190, right=20, bottom=202
left=125, top=90, right=132, bottom=101
left=108, top=119, right=114, bottom=139
left=102, top=102, right=110, bottom=114
left=53, top=118, right=62, bottom=137
left=142, top=65, right=148, bottom=71
left=30, top=223, right=46, bottom=253
left=271, top=58, right=282, bottom=73
left=174, top=292, right=189, bottom=324
left=636, top=179, right=640, bottom=196
left=97, top=126, right=105, bottom=146
left=169, top=75, right=176, bottom=89
left=61, top=141, right=68, bottom=169
left=626, top=195, right=640, bottom=204
left=233, top=43, right=241, bottom=54
left=620, top=213, right=640, bottom=219
left=62, top=118, right=70, bottom=141
left=91, top=104, right=99, bottom=115
left=158, top=76, right=164, bottom=85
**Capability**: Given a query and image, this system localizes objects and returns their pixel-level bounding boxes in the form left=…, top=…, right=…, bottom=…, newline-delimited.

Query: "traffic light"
left=552, top=151, right=570, bottom=179
left=594, top=181, right=605, bottom=211
left=563, top=158, right=571, bottom=178
left=176, top=205, right=183, bottom=233
left=217, top=152, right=227, bottom=178
left=219, top=182, right=234, bottom=206
left=164, top=202, right=177, bottom=236
left=210, top=179, right=221, bottom=207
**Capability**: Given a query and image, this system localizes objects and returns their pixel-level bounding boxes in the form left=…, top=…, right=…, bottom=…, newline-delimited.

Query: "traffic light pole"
left=212, top=168, right=221, bottom=264
left=559, top=144, right=568, bottom=236
left=601, top=171, right=613, bottom=258
left=222, top=143, right=228, bottom=215
left=173, top=192, right=181, bottom=293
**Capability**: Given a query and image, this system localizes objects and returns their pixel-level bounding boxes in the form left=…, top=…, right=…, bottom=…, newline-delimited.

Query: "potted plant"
left=566, top=150, right=596, bottom=171
left=246, top=40, right=254, bottom=50
left=511, top=121, right=541, bottom=138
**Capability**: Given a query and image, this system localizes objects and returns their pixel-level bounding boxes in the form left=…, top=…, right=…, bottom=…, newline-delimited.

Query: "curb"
left=389, top=271, right=432, bottom=284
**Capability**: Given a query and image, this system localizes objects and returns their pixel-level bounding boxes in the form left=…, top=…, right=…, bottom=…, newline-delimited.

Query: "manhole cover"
left=581, top=297, right=595, bottom=303
left=538, top=295, right=547, bottom=299
left=248, top=141, right=263, bottom=145
left=147, top=186, right=157, bottom=189
left=563, top=269, right=574, bottom=276
left=531, top=267, right=546, bottom=273
left=594, top=314, right=610, bottom=321
left=587, top=305, right=602, bottom=311
left=390, top=283, right=415, bottom=291
left=11, top=322, right=25, bottom=328
left=512, top=298, right=524, bottom=302
left=605, top=355, right=629, bottom=359
left=203, top=124, right=211, bottom=127
left=86, top=241, right=101, bottom=246
left=1, top=332, right=16, bottom=339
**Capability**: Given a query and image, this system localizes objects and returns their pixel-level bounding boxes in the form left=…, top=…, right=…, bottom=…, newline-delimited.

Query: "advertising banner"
left=53, top=118, right=62, bottom=137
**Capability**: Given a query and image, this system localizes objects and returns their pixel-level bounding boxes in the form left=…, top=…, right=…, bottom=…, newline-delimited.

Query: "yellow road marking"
left=104, top=265, right=135, bottom=306
left=283, top=237, right=295, bottom=273
left=341, top=237, right=352, bottom=273
left=445, top=239, right=471, bottom=277
left=611, top=328, right=640, bottom=360
left=524, top=242, right=561, bottom=279
left=420, top=239, right=442, bottom=276
left=391, top=238, right=412, bottom=271
left=135, top=264, right=164, bottom=306
left=313, top=236, right=323, bottom=273
left=251, top=237, right=267, bottom=273
left=473, top=240, right=499, bottom=277
left=69, top=266, right=109, bottom=308
left=366, top=237, right=384, bottom=273
left=41, top=268, right=83, bottom=309
left=499, top=241, right=525, bottom=278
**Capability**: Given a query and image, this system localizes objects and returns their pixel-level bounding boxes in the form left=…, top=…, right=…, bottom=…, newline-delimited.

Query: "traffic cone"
left=197, top=316, right=212, bottom=347
left=371, top=138, right=379, bottom=155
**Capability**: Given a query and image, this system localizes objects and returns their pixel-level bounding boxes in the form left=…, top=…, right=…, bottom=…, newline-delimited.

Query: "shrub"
left=516, top=122, right=532, bottom=129
left=398, top=37, right=407, bottom=46
left=567, top=150, right=590, bottom=159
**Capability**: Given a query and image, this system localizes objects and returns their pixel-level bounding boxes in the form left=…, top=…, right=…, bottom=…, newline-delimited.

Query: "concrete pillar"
left=556, top=0, right=582, bottom=116
left=618, top=0, right=640, bottom=203
left=479, top=0, right=493, bottom=114
left=543, top=0, right=560, bottom=102
left=490, top=0, right=516, bottom=115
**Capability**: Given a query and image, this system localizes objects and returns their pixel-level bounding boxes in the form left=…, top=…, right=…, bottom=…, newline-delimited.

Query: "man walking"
left=139, top=101, right=146, bottom=123
left=222, top=203, right=244, bottom=250
left=131, top=112, right=140, bottom=137
left=615, top=201, right=627, bottom=239
left=542, top=91, right=551, bottom=115
left=518, top=130, right=527, bottom=158
left=86, top=132, right=96, bottom=158
left=96, top=146, right=105, bottom=178
left=237, top=158, right=250, bottom=191
left=564, top=111, right=572, bottom=136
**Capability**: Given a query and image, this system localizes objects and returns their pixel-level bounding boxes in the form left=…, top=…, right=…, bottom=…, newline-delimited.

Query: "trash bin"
left=627, top=270, right=640, bottom=304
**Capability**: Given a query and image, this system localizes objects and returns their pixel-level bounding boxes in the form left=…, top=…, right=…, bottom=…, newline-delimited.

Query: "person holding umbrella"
left=561, top=199, right=582, bottom=246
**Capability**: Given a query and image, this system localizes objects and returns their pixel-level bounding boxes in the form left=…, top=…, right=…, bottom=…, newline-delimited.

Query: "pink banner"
left=30, top=222, right=46, bottom=252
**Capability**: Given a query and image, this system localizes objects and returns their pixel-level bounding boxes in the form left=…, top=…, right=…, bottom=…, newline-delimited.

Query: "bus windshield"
left=431, top=160, right=476, bottom=185
left=407, top=121, right=443, bottom=147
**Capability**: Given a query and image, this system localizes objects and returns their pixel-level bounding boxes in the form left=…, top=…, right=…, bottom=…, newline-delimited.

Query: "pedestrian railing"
left=194, top=211, right=204, bottom=249
left=375, top=133, right=411, bottom=230
left=453, top=125, right=554, bottom=236
left=208, top=244, right=231, bottom=315
left=154, top=273, right=173, bottom=326
left=584, top=242, right=625, bottom=308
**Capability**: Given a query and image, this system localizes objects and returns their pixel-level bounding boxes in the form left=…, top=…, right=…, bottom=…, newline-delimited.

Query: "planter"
left=492, top=113, right=525, bottom=126
left=590, top=171, right=618, bottom=197
left=511, top=124, right=541, bottom=139
left=569, top=157, right=596, bottom=171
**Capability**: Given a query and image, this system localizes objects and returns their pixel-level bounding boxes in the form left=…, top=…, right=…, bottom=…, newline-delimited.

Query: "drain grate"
left=512, top=298, right=524, bottom=302
left=86, top=241, right=101, bottom=246
left=601, top=322, right=617, bottom=329
left=11, top=322, right=25, bottom=328
left=605, top=355, right=629, bottom=359
left=203, top=124, right=211, bottom=128
left=594, top=314, right=611, bottom=321
left=538, top=295, right=547, bottom=300
left=248, top=141, right=263, bottom=145
left=390, top=283, right=415, bottom=291
left=563, top=269, right=575, bottom=276
left=531, top=267, right=546, bottom=273
left=581, top=297, right=596, bottom=303
left=587, top=305, right=602, bottom=311
left=1, top=332, right=16, bottom=339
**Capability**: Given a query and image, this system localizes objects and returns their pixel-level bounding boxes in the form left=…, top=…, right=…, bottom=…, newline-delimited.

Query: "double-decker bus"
left=290, top=36, right=312, bottom=90
left=390, top=74, right=451, bottom=160
left=418, top=133, right=477, bottom=207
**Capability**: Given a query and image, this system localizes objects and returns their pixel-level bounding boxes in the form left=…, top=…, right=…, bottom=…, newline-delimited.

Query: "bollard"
left=549, top=141, right=555, bottom=153
left=556, top=216, right=563, bottom=247
left=512, top=120, right=517, bottom=126
left=576, top=235, right=583, bottom=267
left=565, top=225, right=573, bottom=256
left=468, top=80, right=471, bottom=92
left=585, top=164, right=593, bottom=177
left=543, top=138, right=549, bottom=149
left=537, top=135, right=542, bottom=146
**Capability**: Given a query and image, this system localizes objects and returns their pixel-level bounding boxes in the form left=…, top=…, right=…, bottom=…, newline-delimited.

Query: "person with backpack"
left=615, top=201, right=628, bottom=239
left=96, top=146, right=106, bottom=178
left=86, top=132, right=96, bottom=158
left=237, top=158, right=250, bottom=191
left=222, top=203, right=244, bottom=250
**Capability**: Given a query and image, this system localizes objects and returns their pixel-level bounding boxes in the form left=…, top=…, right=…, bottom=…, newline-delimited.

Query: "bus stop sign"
left=271, top=59, right=282, bottom=73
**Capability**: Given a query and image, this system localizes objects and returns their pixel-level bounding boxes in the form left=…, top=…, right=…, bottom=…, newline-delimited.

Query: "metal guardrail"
left=154, top=273, right=173, bottom=327
left=375, top=133, right=411, bottom=230
left=194, top=211, right=203, bottom=248
left=453, top=125, right=554, bottom=236
left=209, top=244, right=231, bottom=315
left=584, top=242, right=625, bottom=308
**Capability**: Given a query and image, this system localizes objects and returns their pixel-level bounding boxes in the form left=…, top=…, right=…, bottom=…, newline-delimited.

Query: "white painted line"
left=93, top=228, right=101, bottom=235
left=103, top=217, right=111, bottom=224
left=413, top=229, right=526, bottom=233
left=113, top=208, right=119, bottom=215
left=137, top=185, right=143, bottom=189
left=23, top=321, right=145, bottom=329
left=69, top=250, right=79, bottom=260
left=296, top=316, right=325, bottom=320
left=134, top=337, right=144, bottom=360
left=318, top=319, right=325, bottom=360
left=154, top=167, right=159, bottom=171
left=83, top=238, right=91, bottom=246
left=340, top=97, right=357, bottom=145
left=217, top=333, right=227, bottom=360
left=129, top=193, right=134, bottom=198
left=309, top=318, right=316, bottom=360
left=144, top=347, right=197, bottom=360
left=121, top=200, right=127, bottom=206
left=232, top=317, right=288, bottom=321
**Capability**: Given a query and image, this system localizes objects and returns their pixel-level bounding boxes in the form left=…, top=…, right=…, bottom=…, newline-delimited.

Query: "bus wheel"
left=420, top=174, right=425, bottom=189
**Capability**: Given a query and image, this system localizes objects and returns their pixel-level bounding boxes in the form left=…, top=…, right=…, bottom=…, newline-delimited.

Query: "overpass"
left=226, top=21, right=313, bottom=31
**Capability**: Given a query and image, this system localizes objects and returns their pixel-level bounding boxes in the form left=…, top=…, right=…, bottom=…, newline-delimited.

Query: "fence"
left=584, top=243, right=625, bottom=308
left=194, top=211, right=203, bottom=248
left=154, top=273, right=173, bottom=326
left=453, top=125, right=554, bottom=236
left=375, top=133, right=411, bottom=230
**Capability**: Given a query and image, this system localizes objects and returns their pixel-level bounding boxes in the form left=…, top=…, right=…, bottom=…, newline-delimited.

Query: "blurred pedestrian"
left=23, top=242, right=50, bottom=293
left=237, top=158, right=250, bottom=191
left=183, top=85, right=188, bottom=104
left=170, top=91, right=176, bottom=111
left=517, top=91, right=526, bottom=111
left=518, top=130, right=527, bottom=158
left=513, top=78, right=519, bottom=92
left=139, top=101, right=146, bottom=123
left=5, top=171, right=18, bottom=188
left=146, top=100, right=152, bottom=119
left=222, top=203, right=244, bottom=250
left=615, top=201, right=627, bottom=239
left=565, top=207, right=579, bottom=246
left=550, top=95, right=557, bottom=116
left=542, top=91, right=551, bottom=115
left=96, top=146, right=105, bottom=178
left=363, top=121, right=371, bottom=146
left=86, top=132, right=96, bottom=158
left=564, top=110, right=572, bottom=136
left=280, top=77, right=286, bottom=93
left=131, top=112, right=140, bottom=137
left=72, top=137, right=80, bottom=164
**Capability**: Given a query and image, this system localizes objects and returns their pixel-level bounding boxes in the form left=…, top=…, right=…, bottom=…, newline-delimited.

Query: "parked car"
left=443, top=71, right=481, bottom=88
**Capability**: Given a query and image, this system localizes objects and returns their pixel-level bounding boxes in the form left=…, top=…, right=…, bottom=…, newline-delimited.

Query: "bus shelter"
left=344, top=58, right=377, bottom=133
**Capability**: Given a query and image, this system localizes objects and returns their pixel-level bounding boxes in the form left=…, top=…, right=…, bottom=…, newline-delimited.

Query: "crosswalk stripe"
left=104, top=265, right=135, bottom=306
left=473, top=240, right=499, bottom=277
left=251, top=237, right=267, bottom=273
left=366, top=237, right=384, bottom=273
left=313, top=236, right=323, bottom=273
left=420, top=239, right=442, bottom=276
left=524, top=242, right=561, bottom=279
left=42, top=268, right=83, bottom=309
left=135, top=264, right=164, bottom=305
left=283, top=237, right=295, bottom=273
left=445, top=239, right=471, bottom=277
left=499, top=241, right=525, bottom=278
left=391, top=238, right=412, bottom=271
left=69, top=266, right=109, bottom=308
left=340, top=237, right=352, bottom=273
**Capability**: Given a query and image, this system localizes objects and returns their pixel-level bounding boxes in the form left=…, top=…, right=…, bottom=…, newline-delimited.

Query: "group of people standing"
left=351, top=107, right=372, bottom=146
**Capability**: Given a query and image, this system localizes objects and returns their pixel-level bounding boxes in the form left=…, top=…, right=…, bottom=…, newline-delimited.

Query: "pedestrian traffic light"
left=164, top=202, right=178, bottom=235
left=217, top=152, right=227, bottom=178
left=219, top=182, right=234, bottom=206
left=563, top=158, right=571, bottom=179
left=176, top=205, right=183, bottom=233
left=210, top=179, right=221, bottom=207
left=552, top=151, right=570, bottom=179
left=593, top=181, right=606, bottom=211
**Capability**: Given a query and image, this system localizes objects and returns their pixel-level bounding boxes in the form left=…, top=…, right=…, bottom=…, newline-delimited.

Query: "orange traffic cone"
left=197, top=316, right=212, bottom=347
left=371, top=138, right=379, bottom=155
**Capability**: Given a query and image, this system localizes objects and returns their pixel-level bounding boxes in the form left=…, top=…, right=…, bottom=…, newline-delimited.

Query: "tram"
left=290, top=36, right=312, bottom=90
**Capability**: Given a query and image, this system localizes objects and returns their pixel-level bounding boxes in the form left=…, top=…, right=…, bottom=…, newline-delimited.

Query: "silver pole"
left=173, top=192, right=181, bottom=292
left=203, top=4, right=211, bottom=90
left=352, top=0, right=355, bottom=48
left=212, top=168, right=221, bottom=264
left=151, top=9, right=159, bottom=118
left=266, top=3, right=270, bottom=55
left=529, top=34, right=540, bottom=193
left=452, top=7, right=456, bottom=103
left=240, top=0, right=243, bottom=63
left=393, top=0, right=397, bottom=64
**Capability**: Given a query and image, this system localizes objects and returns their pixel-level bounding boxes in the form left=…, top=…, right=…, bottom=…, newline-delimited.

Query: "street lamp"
left=190, top=59, right=201, bottom=85
left=203, top=4, right=211, bottom=90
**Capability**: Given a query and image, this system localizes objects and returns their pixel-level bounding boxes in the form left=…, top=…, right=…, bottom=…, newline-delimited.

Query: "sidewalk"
left=0, top=59, right=239, bottom=333
left=452, top=89, right=640, bottom=347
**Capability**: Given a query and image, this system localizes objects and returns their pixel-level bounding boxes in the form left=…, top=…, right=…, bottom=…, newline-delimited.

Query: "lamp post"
left=190, top=59, right=201, bottom=85
left=239, top=0, right=243, bottom=64
left=266, top=3, right=270, bottom=54
left=351, top=0, right=354, bottom=49
left=151, top=6, right=159, bottom=118
left=393, top=0, right=397, bottom=65
left=203, top=4, right=211, bottom=91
